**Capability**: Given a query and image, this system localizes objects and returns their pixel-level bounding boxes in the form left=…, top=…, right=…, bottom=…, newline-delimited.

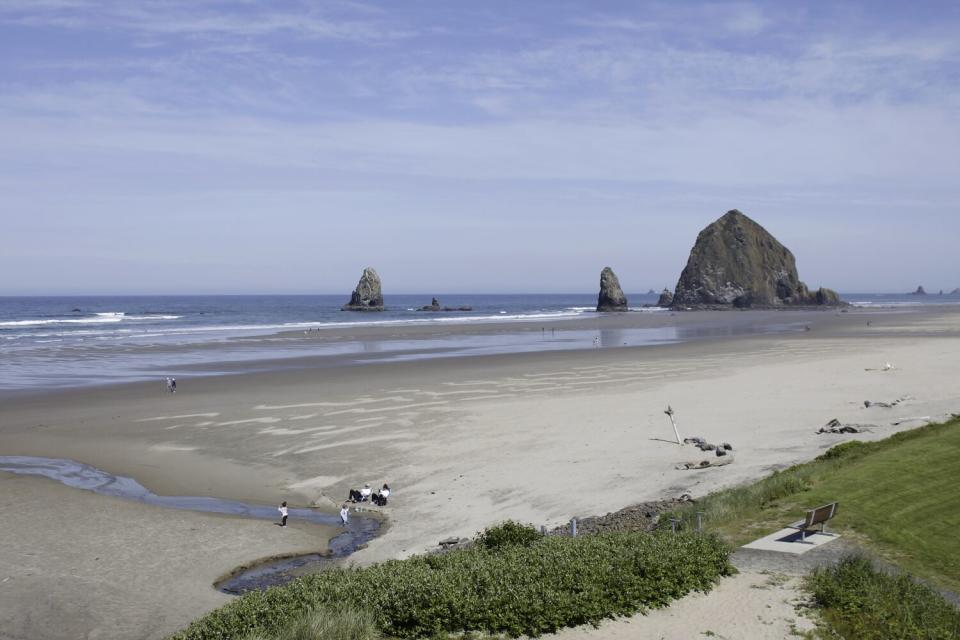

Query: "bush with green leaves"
left=237, top=604, right=379, bottom=640
left=806, top=555, right=960, bottom=640
left=474, top=521, right=542, bottom=550
left=171, top=530, right=732, bottom=639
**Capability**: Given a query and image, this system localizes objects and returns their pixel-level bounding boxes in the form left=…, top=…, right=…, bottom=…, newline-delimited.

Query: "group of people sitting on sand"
left=348, top=482, right=391, bottom=506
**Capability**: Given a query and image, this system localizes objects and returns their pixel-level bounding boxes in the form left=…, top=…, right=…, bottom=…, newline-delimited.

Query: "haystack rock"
left=596, top=267, right=628, bottom=311
left=342, top=267, right=384, bottom=311
left=656, top=289, right=674, bottom=307
left=911, top=286, right=927, bottom=295
left=671, top=210, right=841, bottom=308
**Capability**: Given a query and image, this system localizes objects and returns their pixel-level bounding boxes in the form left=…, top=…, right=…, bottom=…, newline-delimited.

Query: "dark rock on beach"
left=671, top=210, right=842, bottom=309
left=656, top=288, right=674, bottom=307
left=596, top=266, right=628, bottom=312
left=551, top=496, right=696, bottom=536
left=342, top=267, right=385, bottom=311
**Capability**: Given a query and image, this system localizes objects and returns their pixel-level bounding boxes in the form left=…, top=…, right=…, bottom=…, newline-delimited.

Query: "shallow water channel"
left=0, top=456, right=381, bottom=594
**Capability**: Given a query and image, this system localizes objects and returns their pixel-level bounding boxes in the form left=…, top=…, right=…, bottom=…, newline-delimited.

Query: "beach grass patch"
left=662, top=417, right=960, bottom=591
left=805, top=555, right=960, bottom=640
left=171, top=529, right=733, bottom=639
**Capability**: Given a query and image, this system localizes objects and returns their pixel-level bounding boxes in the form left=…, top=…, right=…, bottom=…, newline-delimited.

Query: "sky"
left=1, top=1, right=958, bottom=295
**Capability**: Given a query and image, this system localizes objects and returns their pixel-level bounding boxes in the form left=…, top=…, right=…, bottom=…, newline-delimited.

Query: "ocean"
left=0, top=293, right=954, bottom=392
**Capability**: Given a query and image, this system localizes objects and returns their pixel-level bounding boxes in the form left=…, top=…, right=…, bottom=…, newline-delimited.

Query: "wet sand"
left=1, top=305, right=959, bottom=638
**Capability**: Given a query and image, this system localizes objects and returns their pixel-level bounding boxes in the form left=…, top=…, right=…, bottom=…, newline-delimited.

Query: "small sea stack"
left=911, top=286, right=927, bottom=295
left=596, top=267, right=628, bottom=312
left=342, top=267, right=385, bottom=311
left=656, top=288, right=674, bottom=307
left=417, top=298, right=473, bottom=312
left=671, top=210, right=841, bottom=309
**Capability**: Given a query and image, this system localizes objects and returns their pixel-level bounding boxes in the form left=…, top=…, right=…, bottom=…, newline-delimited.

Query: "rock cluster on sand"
left=596, top=267, right=628, bottom=312
left=671, top=210, right=841, bottom=309
left=911, top=286, right=927, bottom=295
left=342, top=267, right=385, bottom=311
left=656, top=288, right=674, bottom=307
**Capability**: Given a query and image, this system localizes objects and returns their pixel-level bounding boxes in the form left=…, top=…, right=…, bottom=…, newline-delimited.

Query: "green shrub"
left=806, top=555, right=960, bottom=640
left=474, top=521, right=542, bottom=550
left=815, top=440, right=868, bottom=462
left=171, top=531, right=733, bottom=640
left=236, top=604, right=379, bottom=640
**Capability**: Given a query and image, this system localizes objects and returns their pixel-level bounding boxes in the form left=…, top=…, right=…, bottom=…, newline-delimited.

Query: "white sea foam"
left=0, top=312, right=182, bottom=328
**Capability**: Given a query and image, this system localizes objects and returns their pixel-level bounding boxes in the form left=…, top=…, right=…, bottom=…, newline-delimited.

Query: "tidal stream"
left=0, top=456, right=380, bottom=594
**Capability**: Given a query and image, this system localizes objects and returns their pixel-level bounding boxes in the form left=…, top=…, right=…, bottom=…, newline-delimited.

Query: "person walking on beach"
left=170, top=377, right=176, bottom=393
left=165, top=377, right=173, bottom=393
left=340, top=503, right=350, bottom=527
left=278, top=501, right=288, bottom=527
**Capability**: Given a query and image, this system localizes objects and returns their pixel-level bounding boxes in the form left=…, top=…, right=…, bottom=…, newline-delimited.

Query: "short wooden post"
left=664, top=405, right=682, bottom=445
left=670, top=518, right=679, bottom=533
left=540, top=525, right=547, bottom=535
left=696, top=511, right=704, bottom=532
left=570, top=518, right=578, bottom=537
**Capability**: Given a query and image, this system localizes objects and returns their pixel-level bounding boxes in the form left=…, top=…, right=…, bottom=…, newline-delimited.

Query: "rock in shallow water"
left=596, top=266, right=628, bottom=312
left=342, top=267, right=385, bottom=311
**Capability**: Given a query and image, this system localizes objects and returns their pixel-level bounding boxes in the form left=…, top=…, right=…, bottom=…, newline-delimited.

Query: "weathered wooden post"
left=570, top=518, right=578, bottom=537
left=696, top=511, right=704, bottom=532
left=541, top=525, right=547, bottom=535
left=670, top=517, right=679, bottom=533
left=664, top=405, right=682, bottom=445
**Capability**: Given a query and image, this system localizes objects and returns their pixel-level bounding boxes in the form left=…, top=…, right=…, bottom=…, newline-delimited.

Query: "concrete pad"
left=742, top=527, right=841, bottom=554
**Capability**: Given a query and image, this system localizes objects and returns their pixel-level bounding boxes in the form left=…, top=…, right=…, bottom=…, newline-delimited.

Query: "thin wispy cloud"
left=1, top=1, right=958, bottom=294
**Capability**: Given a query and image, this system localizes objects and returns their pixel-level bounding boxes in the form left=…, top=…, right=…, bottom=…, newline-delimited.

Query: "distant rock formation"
left=596, top=267, right=628, bottom=312
left=656, top=289, right=674, bottom=307
left=342, top=267, right=384, bottom=311
left=418, top=297, right=473, bottom=312
left=911, top=286, right=927, bottom=295
left=671, top=210, right=842, bottom=308
left=646, top=289, right=657, bottom=295
left=952, top=288, right=960, bottom=296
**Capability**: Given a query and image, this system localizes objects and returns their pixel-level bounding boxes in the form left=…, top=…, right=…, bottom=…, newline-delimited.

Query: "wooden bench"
left=788, top=502, right=838, bottom=541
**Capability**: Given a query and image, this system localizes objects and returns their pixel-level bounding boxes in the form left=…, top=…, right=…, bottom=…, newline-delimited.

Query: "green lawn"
left=670, top=417, right=960, bottom=592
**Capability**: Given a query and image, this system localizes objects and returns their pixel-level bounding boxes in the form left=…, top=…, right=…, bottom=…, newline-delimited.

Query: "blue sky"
left=1, top=1, right=958, bottom=295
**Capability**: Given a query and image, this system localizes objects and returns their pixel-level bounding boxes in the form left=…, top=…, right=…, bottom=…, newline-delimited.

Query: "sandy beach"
left=2, top=305, right=959, bottom=639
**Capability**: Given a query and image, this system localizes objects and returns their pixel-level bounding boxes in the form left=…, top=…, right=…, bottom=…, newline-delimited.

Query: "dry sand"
left=0, top=473, right=337, bottom=640
left=1, top=305, right=959, bottom=638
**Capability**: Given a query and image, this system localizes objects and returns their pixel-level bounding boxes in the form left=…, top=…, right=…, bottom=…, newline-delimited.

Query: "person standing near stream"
left=278, top=501, right=288, bottom=527
left=340, top=503, right=349, bottom=526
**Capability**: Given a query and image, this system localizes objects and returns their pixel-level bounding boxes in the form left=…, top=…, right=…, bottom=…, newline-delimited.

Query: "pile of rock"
left=817, top=418, right=872, bottom=434
left=683, top=437, right=734, bottom=456
left=549, top=495, right=696, bottom=536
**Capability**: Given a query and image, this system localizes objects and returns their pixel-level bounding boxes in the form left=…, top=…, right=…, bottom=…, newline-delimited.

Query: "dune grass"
left=663, top=416, right=960, bottom=592
left=806, top=555, right=960, bottom=640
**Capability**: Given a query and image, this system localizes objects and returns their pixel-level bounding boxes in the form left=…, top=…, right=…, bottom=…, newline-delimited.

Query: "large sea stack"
left=342, top=267, right=384, bottom=311
left=596, top=267, right=628, bottom=311
left=672, top=210, right=841, bottom=308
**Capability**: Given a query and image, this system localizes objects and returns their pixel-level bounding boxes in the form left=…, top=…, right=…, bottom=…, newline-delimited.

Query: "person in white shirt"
left=340, top=503, right=350, bottom=526
left=278, top=501, right=288, bottom=527
left=359, top=483, right=372, bottom=502
left=374, top=483, right=391, bottom=506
